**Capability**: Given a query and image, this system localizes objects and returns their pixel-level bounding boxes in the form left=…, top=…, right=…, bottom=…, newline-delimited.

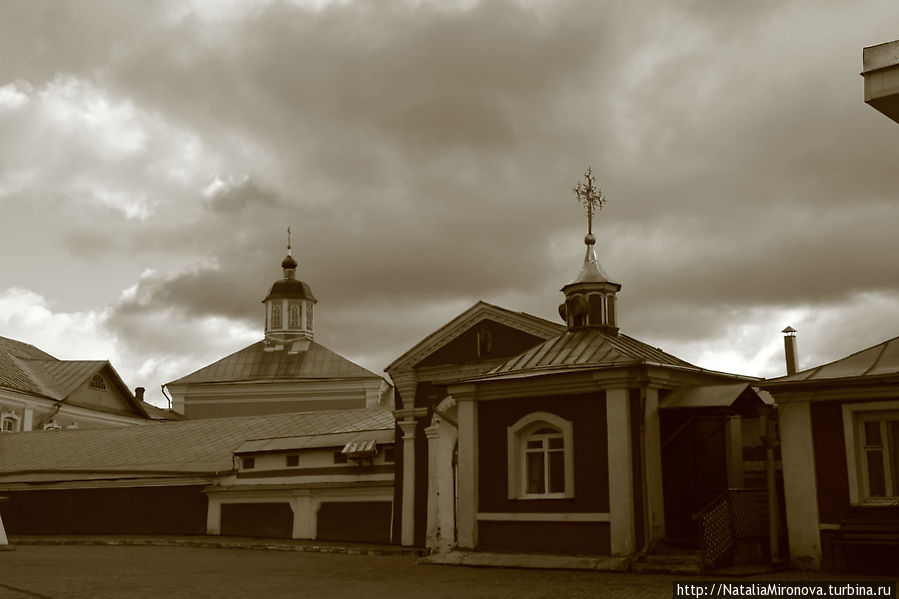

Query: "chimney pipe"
left=135, top=387, right=146, bottom=402
left=782, top=326, right=798, bottom=375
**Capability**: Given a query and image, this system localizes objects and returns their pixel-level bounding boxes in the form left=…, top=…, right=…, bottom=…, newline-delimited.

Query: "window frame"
left=843, top=400, right=899, bottom=505
left=1, top=412, right=20, bottom=433
left=89, top=374, right=107, bottom=391
left=507, top=411, right=574, bottom=500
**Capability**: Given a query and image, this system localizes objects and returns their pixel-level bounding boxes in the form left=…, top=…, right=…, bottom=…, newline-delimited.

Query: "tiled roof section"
left=0, top=336, right=56, bottom=396
left=167, top=341, right=381, bottom=386
left=488, top=328, right=696, bottom=376
left=0, top=408, right=395, bottom=476
left=765, top=335, right=899, bottom=384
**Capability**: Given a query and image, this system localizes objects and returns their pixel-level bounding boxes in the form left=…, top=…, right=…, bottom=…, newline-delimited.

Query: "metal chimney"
left=782, top=326, right=798, bottom=375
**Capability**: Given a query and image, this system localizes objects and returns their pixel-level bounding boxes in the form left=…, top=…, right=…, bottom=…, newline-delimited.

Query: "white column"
left=425, top=423, right=441, bottom=550
left=643, top=387, right=666, bottom=544
left=606, top=388, right=635, bottom=556
left=398, top=418, right=417, bottom=546
left=292, top=494, right=314, bottom=539
left=206, top=498, right=221, bottom=535
left=0, top=513, right=8, bottom=546
left=779, top=401, right=821, bottom=569
left=23, top=408, right=33, bottom=432
left=726, top=415, right=745, bottom=488
left=456, top=393, right=478, bottom=549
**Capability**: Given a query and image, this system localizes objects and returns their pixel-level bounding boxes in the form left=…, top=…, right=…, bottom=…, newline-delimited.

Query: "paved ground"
left=0, top=544, right=896, bottom=599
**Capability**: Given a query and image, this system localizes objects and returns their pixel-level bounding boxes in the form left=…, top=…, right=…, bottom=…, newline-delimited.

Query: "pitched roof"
left=0, top=336, right=56, bottom=396
left=472, top=328, right=696, bottom=380
left=764, top=335, right=899, bottom=386
left=166, top=340, right=382, bottom=386
left=386, top=301, right=565, bottom=372
left=0, top=335, right=149, bottom=419
left=0, top=407, right=395, bottom=477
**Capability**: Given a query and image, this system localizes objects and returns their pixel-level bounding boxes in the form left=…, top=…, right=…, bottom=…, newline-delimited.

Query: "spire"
left=558, top=169, right=621, bottom=334
left=281, top=226, right=298, bottom=273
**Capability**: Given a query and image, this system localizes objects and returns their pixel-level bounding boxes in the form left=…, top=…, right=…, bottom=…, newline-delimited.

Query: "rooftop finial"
left=573, top=167, right=605, bottom=245
left=287, top=226, right=292, bottom=255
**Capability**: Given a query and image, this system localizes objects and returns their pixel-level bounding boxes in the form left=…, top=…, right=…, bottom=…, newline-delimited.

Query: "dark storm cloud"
left=4, top=0, right=899, bottom=400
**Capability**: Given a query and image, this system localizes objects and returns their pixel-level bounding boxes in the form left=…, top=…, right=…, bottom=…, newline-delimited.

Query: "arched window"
left=272, top=304, right=282, bottom=328
left=507, top=412, right=574, bottom=499
left=89, top=374, right=106, bottom=391
left=306, top=304, right=313, bottom=330
left=1, top=412, right=20, bottom=433
left=289, top=305, right=300, bottom=328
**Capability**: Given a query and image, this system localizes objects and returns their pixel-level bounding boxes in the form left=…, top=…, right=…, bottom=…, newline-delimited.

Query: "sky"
left=1, top=0, right=899, bottom=408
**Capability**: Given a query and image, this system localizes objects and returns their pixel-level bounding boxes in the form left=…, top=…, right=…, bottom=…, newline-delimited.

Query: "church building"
left=165, top=238, right=392, bottom=418
left=392, top=172, right=777, bottom=568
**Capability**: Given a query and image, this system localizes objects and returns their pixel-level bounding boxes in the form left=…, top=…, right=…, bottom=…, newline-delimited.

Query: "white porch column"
left=206, top=497, right=221, bottom=535
left=397, top=417, right=418, bottom=546
left=425, top=423, right=441, bottom=550
left=779, top=400, right=821, bottom=569
left=643, top=387, right=666, bottom=544
left=455, top=388, right=478, bottom=550
left=606, top=388, right=635, bottom=556
left=23, top=407, right=33, bottom=432
left=291, top=494, right=314, bottom=539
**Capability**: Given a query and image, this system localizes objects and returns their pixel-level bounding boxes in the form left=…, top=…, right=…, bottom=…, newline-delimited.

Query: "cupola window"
left=272, top=304, right=282, bottom=328
left=289, top=305, right=300, bottom=328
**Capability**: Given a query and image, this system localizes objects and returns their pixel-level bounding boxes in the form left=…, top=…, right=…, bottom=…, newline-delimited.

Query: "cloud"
left=3, top=0, right=899, bottom=404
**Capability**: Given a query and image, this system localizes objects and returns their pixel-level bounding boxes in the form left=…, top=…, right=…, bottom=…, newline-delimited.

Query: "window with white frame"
left=843, top=402, right=899, bottom=504
left=1, top=412, right=20, bottom=433
left=289, top=305, right=300, bottom=328
left=507, top=411, right=574, bottom=499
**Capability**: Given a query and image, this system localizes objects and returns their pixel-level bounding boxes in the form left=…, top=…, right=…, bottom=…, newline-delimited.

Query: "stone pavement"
left=0, top=540, right=896, bottom=599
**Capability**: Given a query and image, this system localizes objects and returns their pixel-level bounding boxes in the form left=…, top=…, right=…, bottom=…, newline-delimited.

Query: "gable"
left=417, top=319, right=548, bottom=368
left=64, top=366, right=142, bottom=417
left=386, top=301, right=564, bottom=374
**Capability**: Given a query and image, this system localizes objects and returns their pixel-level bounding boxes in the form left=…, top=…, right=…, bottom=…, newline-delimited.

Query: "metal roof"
left=0, top=335, right=147, bottom=418
left=482, top=328, right=696, bottom=378
left=660, top=383, right=773, bottom=409
left=0, top=408, right=394, bottom=477
left=765, top=335, right=899, bottom=385
left=235, top=427, right=394, bottom=455
left=166, top=340, right=382, bottom=386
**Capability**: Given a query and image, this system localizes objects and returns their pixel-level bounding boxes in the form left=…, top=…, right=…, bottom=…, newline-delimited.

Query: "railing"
left=693, top=489, right=768, bottom=568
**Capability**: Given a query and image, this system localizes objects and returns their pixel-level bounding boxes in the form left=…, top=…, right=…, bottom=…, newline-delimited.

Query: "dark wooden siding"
left=477, top=521, right=610, bottom=554
left=478, top=393, right=608, bottom=514
left=1, top=486, right=207, bottom=535
left=317, top=501, right=392, bottom=544
left=221, top=502, right=292, bottom=538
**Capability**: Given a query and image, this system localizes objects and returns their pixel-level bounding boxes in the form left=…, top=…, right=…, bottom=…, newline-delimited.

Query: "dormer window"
left=272, top=304, right=282, bottom=328
left=89, top=374, right=106, bottom=391
left=289, top=305, right=300, bottom=328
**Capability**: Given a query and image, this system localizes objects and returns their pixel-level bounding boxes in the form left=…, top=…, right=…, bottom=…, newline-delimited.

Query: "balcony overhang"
left=863, top=39, right=899, bottom=124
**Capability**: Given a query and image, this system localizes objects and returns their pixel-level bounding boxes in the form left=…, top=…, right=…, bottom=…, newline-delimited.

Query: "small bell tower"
left=262, top=227, right=318, bottom=348
left=558, top=168, right=621, bottom=334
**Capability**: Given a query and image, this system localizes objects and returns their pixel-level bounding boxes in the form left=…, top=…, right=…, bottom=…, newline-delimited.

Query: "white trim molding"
left=842, top=399, right=899, bottom=506
left=477, top=512, right=609, bottom=522
left=506, top=411, right=574, bottom=500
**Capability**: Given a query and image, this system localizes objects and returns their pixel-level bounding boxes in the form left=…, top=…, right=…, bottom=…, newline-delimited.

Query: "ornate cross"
left=287, top=226, right=292, bottom=251
left=572, top=167, right=605, bottom=235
